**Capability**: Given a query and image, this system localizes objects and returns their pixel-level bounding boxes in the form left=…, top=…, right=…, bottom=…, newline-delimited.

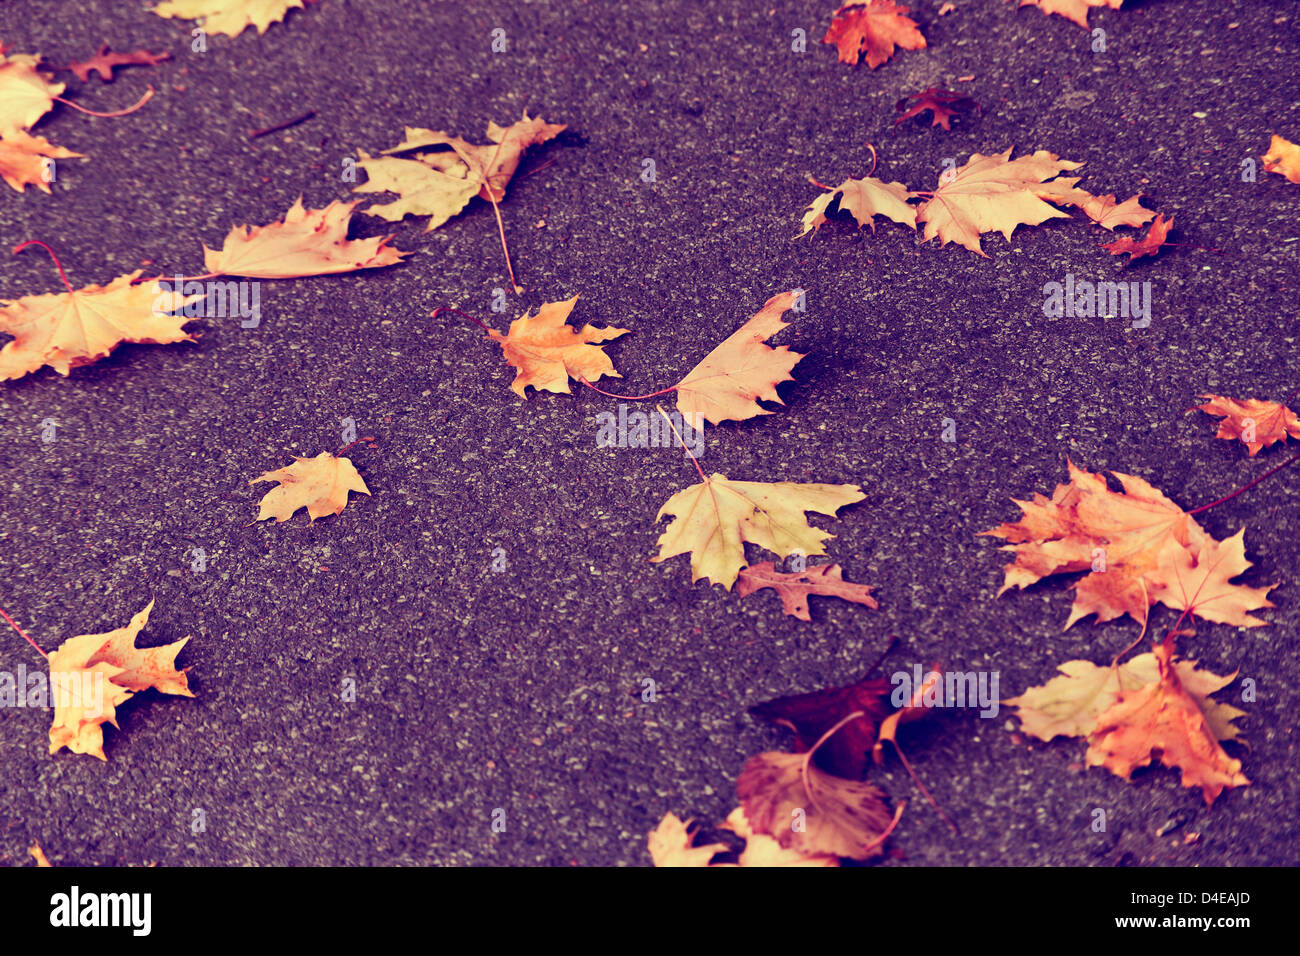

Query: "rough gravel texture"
left=0, top=0, right=1297, bottom=866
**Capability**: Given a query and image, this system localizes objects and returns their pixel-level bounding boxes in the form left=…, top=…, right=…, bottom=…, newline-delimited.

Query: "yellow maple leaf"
left=251, top=451, right=371, bottom=522
left=720, top=807, right=840, bottom=866
left=674, top=291, right=806, bottom=425
left=0, top=47, right=64, bottom=137
left=488, top=296, right=628, bottom=397
left=0, top=270, right=201, bottom=382
left=1010, top=0, right=1123, bottom=29
left=1086, top=640, right=1249, bottom=806
left=356, top=113, right=565, bottom=228
left=1262, top=134, right=1300, bottom=184
left=646, top=813, right=730, bottom=867
left=152, top=0, right=307, bottom=37
left=203, top=198, right=409, bottom=278
left=652, top=473, right=863, bottom=590
left=48, top=601, right=192, bottom=760
left=799, top=175, right=917, bottom=236
left=1196, top=394, right=1300, bottom=456
left=0, top=131, right=82, bottom=193
left=917, top=148, right=1082, bottom=256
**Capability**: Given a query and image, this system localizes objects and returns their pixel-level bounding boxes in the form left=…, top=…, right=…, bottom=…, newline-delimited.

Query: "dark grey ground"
left=0, top=0, right=1296, bottom=866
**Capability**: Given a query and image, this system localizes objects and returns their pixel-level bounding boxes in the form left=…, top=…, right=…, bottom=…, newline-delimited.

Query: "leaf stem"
left=54, top=85, right=153, bottom=118
left=12, top=240, right=74, bottom=293
left=1185, top=450, right=1300, bottom=516
left=577, top=377, right=679, bottom=401
left=0, top=607, right=48, bottom=659
left=432, top=305, right=495, bottom=333
left=656, top=405, right=707, bottom=484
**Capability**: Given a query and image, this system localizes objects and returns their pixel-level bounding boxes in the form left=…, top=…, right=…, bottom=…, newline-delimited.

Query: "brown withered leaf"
left=737, top=561, right=877, bottom=621
left=894, top=88, right=979, bottom=130
left=1101, top=213, right=1173, bottom=262
left=68, top=45, right=171, bottom=82
left=749, top=674, right=893, bottom=778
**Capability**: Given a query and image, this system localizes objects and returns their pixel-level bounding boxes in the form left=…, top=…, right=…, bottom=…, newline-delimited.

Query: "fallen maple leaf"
left=736, top=749, right=898, bottom=860
left=646, top=813, right=730, bottom=867
left=653, top=475, right=864, bottom=590
left=823, top=1, right=926, bottom=69
left=673, top=290, right=806, bottom=425
left=799, top=175, right=917, bottom=236
left=203, top=198, right=409, bottom=278
left=1195, top=394, right=1300, bottom=456
left=355, top=113, right=565, bottom=230
left=749, top=673, right=893, bottom=778
left=1086, top=638, right=1249, bottom=805
left=48, top=600, right=193, bottom=760
left=0, top=131, right=82, bottom=193
left=67, top=45, right=171, bottom=83
left=1010, top=0, right=1123, bottom=29
left=1101, top=213, right=1173, bottom=262
left=0, top=46, right=64, bottom=137
left=894, top=88, right=979, bottom=130
left=737, top=561, right=877, bottom=621
left=251, top=451, right=370, bottom=522
left=1071, top=192, right=1154, bottom=231
left=983, top=461, right=1273, bottom=629
left=720, top=807, right=839, bottom=866
left=1262, top=134, right=1300, bottom=183
left=152, top=0, right=308, bottom=37
left=917, top=148, right=1082, bottom=256
left=0, top=266, right=201, bottom=381
left=1008, top=650, right=1246, bottom=744
left=488, top=296, right=628, bottom=397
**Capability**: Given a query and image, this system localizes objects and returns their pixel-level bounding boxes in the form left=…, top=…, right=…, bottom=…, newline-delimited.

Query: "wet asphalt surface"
left=0, top=0, right=1297, bottom=865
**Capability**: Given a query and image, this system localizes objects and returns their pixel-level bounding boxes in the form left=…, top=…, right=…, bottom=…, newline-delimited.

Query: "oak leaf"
left=737, top=561, right=877, bottom=621
left=799, top=176, right=917, bottom=236
left=1010, top=0, right=1123, bottom=29
left=1086, top=639, right=1249, bottom=805
left=652, top=474, right=864, bottom=590
left=48, top=600, right=192, bottom=760
left=152, top=0, right=307, bottom=37
left=356, top=113, right=565, bottom=229
left=917, top=148, right=1082, bottom=256
left=736, top=750, right=897, bottom=860
left=0, top=46, right=63, bottom=137
left=251, top=451, right=370, bottom=522
left=674, top=291, right=806, bottom=425
left=983, top=461, right=1273, bottom=628
left=68, top=45, right=171, bottom=82
left=1195, top=394, right=1300, bottom=456
left=823, top=2, right=926, bottom=69
left=1007, top=652, right=1246, bottom=744
left=1262, top=134, right=1300, bottom=183
left=203, top=198, right=409, bottom=278
left=0, top=271, right=201, bottom=381
left=488, top=296, right=628, bottom=397
left=0, top=131, right=82, bottom=194
left=1101, top=213, right=1172, bottom=262
left=894, top=88, right=979, bottom=130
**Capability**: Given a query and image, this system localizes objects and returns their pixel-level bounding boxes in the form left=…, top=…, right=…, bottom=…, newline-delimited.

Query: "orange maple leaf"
left=1101, top=213, right=1173, bottom=262
left=983, top=461, right=1274, bottom=629
left=736, top=561, right=877, bottom=621
left=1086, top=639, right=1249, bottom=806
left=1262, top=134, right=1300, bottom=184
left=0, top=267, right=202, bottom=381
left=1195, top=394, right=1300, bottom=456
left=488, top=296, right=628, bottom=397
left=0, top=130, right=82, bottom=193
left=251, top=451, right=371, bottom=522
left=203, top=198, right=410, bottom=278
left=823, top=1, right=925, bottom=69
left=674, top=290, right=806, bottom=425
